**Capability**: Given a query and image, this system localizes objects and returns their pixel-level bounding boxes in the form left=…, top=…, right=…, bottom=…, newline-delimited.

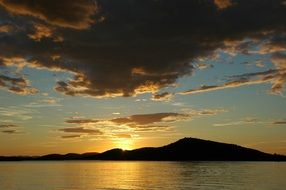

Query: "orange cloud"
left=30, top=24, right=52, bottom=40
left=28, top=23, right=64, bottom=42
left=28, top=24, right=52, bottom=41
left=0, top=24, right=13, bottom=33
left=214, top=0, right=233, bottom=10
left=0, top=56, right=68, bottom=72
left=0, top=0, right=98, bottom=29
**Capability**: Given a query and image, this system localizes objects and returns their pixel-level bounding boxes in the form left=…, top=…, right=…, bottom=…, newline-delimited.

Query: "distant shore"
left=1, top=138, right=286, bottom=161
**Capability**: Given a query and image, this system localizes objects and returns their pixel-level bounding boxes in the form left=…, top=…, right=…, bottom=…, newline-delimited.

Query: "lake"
left=0, top=161, right=285, bottom=189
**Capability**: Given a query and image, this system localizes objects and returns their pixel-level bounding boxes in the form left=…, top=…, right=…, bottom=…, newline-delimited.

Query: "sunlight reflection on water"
left=0, top=161, right=285, bottom=190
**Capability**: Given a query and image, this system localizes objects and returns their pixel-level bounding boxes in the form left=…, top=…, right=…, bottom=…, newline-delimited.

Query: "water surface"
left=0, top=161, right=285, bottom=190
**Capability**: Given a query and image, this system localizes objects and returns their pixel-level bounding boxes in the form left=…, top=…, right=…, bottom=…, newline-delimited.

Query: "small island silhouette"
left=1, top=137, right=285, bottom=161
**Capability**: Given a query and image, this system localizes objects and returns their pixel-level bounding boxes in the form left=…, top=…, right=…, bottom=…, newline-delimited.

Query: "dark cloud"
left=151, top=92, right=174, bottom=102
left=63, top=110, right=224, bottom=135
left=96, top=110, right=223, bottom=125
left=65, top=119, right=99, bottom=124
left=259, top=36, right=286, bottom=54
left=0, top=0, right=98, bottom=29
left=111, top=113, right=189, bottom=125
left=61, top=134, right=81, bottom=139
left=228, top=69, right=278, bottom=80
left=59, top=127, right=103, bottom=135
left=0, top=124, right=18, bottom=128
left=0, top=123, right=23, bottom=134
left=180, top=69, right=280, bottom=95
left=110, top=117, right=132, bottom=124
left=81, top=110, right=225, bottom=127
left=0, top=0, right=286, bottom=97
left=227, top=59, right=286, bottom=95
left=273, top=121, right=286, bottom=125
left=1, top=129, right=21, bottom=134
left=0, top=74, right=38, bottom=95
left=210, top=118, right=286, bottom=126
left=270, top=53, right=286, bottom=94
left=180, top=79, right=269, bottom=95
left=180, top=85, right=222, bottom=95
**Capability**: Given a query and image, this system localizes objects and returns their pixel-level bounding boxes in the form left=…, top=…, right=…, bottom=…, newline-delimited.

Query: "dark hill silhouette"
left=0, top=138, right=285, bottom=161
left=36, top=152, right=99, bottom=160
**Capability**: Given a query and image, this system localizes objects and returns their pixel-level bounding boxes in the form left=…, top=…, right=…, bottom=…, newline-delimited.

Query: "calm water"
left=0, top=161, right=285, bottom=190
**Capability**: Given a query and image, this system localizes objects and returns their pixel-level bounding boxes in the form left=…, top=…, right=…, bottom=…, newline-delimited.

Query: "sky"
left=0, top=0, right=286, bottom=156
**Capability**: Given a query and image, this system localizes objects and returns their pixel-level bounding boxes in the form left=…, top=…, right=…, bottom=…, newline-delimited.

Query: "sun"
left=115, top=138, right=133, bottom=150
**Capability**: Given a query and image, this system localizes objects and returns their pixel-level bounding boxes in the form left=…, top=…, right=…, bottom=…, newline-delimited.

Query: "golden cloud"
left=0, top=74, right=38, bottom=95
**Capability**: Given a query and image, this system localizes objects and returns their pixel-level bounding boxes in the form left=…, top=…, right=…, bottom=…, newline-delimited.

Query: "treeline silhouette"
left=1, top=138, right=285, bottom=161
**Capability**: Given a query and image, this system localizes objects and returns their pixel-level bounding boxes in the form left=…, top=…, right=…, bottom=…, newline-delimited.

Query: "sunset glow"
left=0, top=0, right=286, bottom=156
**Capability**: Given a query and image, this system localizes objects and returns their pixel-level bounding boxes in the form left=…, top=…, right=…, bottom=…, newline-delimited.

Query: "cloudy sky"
left=0, top=0, right=286, bottom=156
